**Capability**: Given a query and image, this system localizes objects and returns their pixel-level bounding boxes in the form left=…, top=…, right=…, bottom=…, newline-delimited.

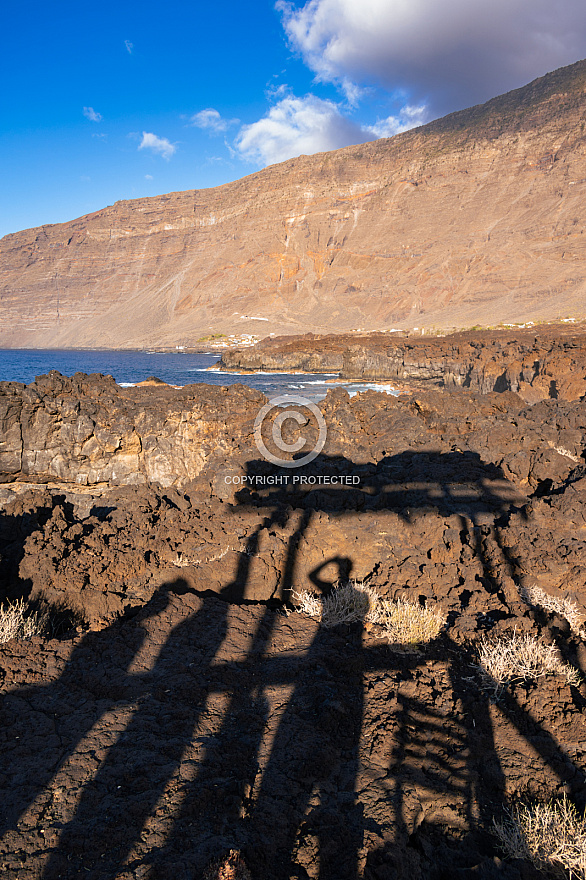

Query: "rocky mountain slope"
left=1, top=59, right=585, bottom=349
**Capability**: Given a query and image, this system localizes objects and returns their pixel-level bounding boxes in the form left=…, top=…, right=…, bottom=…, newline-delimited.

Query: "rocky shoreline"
left=219, top=323, right=586, bottom=403
left=0, top=369, right=585, bottom=878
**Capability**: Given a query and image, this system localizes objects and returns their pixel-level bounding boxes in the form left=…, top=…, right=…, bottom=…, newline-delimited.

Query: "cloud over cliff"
left=235, top=94, right=372, bottom=165
left=235, top=93, right=428, bottom=165
left=277, top=0, right=586, bottom=116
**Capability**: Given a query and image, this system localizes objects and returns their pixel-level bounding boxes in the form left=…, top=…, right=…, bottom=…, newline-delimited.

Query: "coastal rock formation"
left=1, top=60, right=586, bottom=347
left=220, top=323, right=586, bottom=402
left=0, top=374, right=586, bottom=878
left=0, top=371, right=264, bottom=491
left=1, top=370, right=585, bottom=497
left=1, top=373, right=585, bottom=623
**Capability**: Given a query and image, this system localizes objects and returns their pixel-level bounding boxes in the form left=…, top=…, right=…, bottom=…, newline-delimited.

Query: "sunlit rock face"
left=219, top=325, right=586, bottom=402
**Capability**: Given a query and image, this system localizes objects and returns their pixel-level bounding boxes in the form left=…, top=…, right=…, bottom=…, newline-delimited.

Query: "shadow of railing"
left=0, top=450, right=583, bottom=879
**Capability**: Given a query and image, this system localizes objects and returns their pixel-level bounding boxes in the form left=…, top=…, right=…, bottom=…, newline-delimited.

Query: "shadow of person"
left=143, top=553, right=359, bottom=880
left=5, top=446, right=583, bottom=880
left=246, top=567, right=367, bottom=880
left=309, top=556, right=353, bottom=591
left=227, top=451, right=584, bottom=877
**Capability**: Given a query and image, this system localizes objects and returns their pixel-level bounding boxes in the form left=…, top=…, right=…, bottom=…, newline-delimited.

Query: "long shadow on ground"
left=0, top=451, right=584, bottom=879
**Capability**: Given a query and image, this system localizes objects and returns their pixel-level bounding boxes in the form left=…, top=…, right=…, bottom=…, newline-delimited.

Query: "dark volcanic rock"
left=220, top=324, right=586, bottom=402
left=1, top=368, right=585, bottom=497
left=1, top=375, right=586, bottom=623
left=0, top=592, right=584, bottom=879
left=0, top=374, right=585, bottom=879
left=0, top=370, right=265, bottom=489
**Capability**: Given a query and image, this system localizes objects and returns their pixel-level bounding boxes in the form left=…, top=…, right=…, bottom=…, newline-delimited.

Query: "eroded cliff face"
left=1, top=60, right=586, bottom=348
left=0, top=372, right=264, bottom=491
left=220, top=324, right=586, bottom=402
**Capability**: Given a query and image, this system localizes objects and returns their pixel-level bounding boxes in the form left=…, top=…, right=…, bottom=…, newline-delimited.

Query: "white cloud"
left=138, top=132, right=176, bottom=160
left=367, top=104, right=429, bottom=138
left=125, top=40, right=133, bottom=54
left=83, top=106, right=102, bottom=122
left=265, top=82, right=291, bottom=101
left=190, top=108, right=239, bottom=134
left=235, top=94, right=376, bottom=166
left=145, top=174, right=154, bottom=180
left=277, top=0, right=586, bottom=116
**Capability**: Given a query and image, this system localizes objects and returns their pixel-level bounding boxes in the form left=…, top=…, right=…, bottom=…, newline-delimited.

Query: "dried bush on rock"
left=375, top=598, right=445, bottom=646
left=293, top=582, right=445, bottom=646
left=0, top=599, right=48, bottom=643
left=293, top=580, right=381, bottom=627
left=520, top=584, right=586, bottom=639
left=478, top=631, right=581, bottom=694
left=494, top=797, right=586, bottom=879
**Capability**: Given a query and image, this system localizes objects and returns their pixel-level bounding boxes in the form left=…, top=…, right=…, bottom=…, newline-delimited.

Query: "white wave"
left=244, top=370, right=311, bottom=376
left=118, top=382, right=136, bottom=387
left=353, top=383, right=399, bottom=396
left=199, top=369, right=340, bottom=377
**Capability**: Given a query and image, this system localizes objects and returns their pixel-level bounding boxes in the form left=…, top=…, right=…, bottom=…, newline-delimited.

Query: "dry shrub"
left=293, top=580, right=381, bottom=628
left=520, top=584, right=586, bottom=639
left=292, top=589, right=323, bottom=619
left=293, top=583, right=444, bottom=646
left=478, top=631, right=581, bottom=694
left=0, top=599, right=49, bottom=644
left=203, top=849, right=252, bottom=880
left=494, top=797, right=586, bottom=879
left=376, top=598, right=445, bottom=646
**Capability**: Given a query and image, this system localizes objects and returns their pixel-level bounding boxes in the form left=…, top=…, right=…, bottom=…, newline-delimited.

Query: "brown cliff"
left=1, top=59, right=586, bottom=348
left=219, top=323, right=586, bottom=402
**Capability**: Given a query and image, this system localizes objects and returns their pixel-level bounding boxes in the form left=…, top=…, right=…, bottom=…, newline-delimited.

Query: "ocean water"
left=0, top=349, right=398, bottom=401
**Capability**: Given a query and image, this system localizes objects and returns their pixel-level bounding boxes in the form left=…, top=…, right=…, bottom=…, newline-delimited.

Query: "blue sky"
left=1, top=0, right=585, bottom=238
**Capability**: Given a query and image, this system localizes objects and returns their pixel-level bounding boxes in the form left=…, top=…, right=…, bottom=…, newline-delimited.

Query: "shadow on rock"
left=0, top=451, right=584, bottom=880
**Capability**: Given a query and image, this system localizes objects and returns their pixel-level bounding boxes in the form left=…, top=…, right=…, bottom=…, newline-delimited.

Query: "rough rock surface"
left=220, top=324, right=586, bottom=402
left=0, top=371, right=265, bottom=491
left=0, top=375, right=585, bottom=878
left=1, top=372, right=586, bottom=623
left=1, top=60, right=586, bottom=348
